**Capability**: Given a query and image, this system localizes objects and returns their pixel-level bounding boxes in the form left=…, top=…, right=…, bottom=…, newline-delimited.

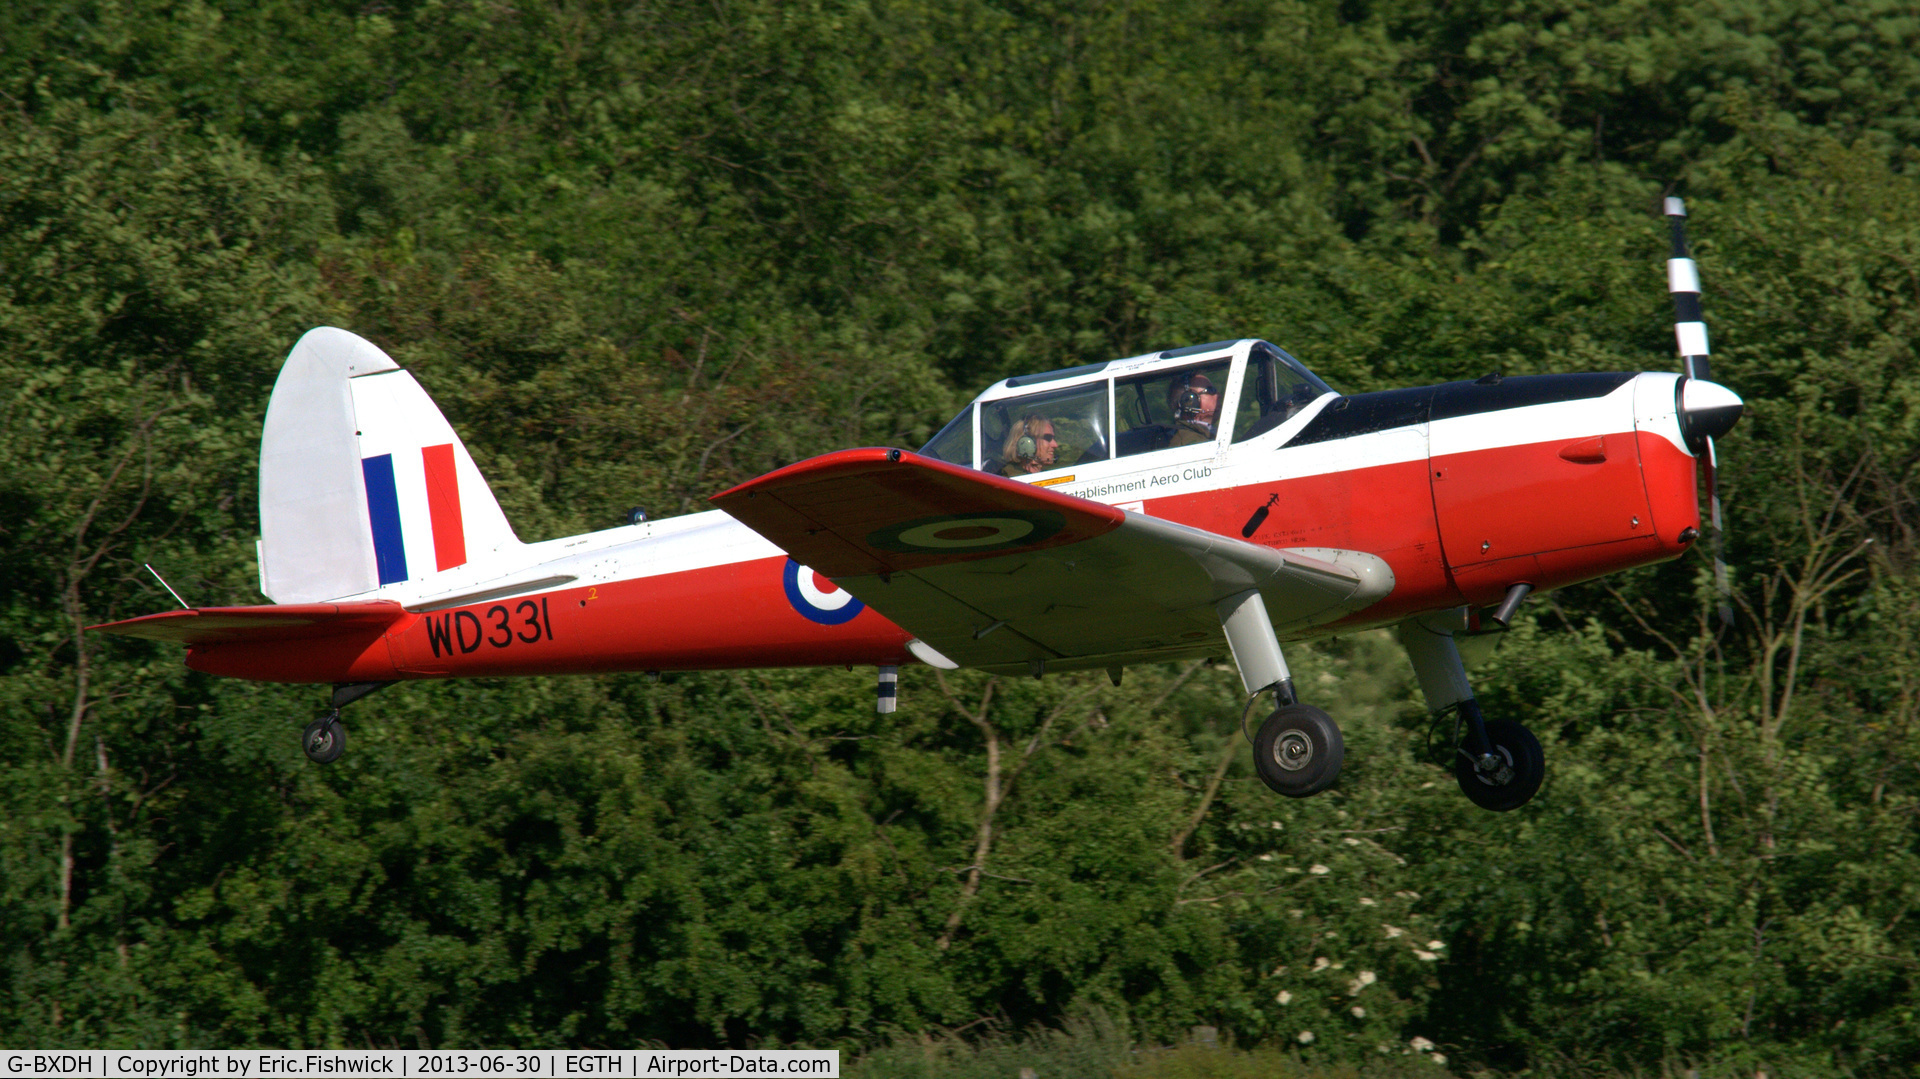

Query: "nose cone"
left=1679, top=378, right=1744, bottom=449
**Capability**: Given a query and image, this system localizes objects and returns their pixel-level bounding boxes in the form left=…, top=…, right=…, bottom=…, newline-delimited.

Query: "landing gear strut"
left=1398, top=611, right=1544, bottom=811
left=300, top=681, right=393, bottom=764
left=1219, top=588, right=1347, bottom=798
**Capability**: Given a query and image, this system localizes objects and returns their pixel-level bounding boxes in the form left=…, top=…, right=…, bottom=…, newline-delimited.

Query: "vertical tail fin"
left=259, top=328, right=519, bottom=603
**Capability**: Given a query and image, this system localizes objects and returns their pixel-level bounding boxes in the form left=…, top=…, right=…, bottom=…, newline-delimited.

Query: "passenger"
left=999, top=414, right=1059, bottom=475
left=1167, top=373, right=1221, bottom=447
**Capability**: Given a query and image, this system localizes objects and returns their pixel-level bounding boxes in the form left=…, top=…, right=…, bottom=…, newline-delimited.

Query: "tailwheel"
left=1253, top=704, right=1344, bottom=798
left=1455, top=718, right=1543, bottom=811
left=303, top=710, right=346, bottom=764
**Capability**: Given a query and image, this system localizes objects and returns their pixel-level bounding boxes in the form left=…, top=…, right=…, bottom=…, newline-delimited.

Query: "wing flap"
left=90, top=601, right=407, bottom=646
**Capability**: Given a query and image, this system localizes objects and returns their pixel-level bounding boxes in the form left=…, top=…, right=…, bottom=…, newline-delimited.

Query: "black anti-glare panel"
left=1287, top=373, right=1637, bottom=448
left=1430, top=372, right=1635, bottom=422
left=1288, top=386, right=1435, bottom=446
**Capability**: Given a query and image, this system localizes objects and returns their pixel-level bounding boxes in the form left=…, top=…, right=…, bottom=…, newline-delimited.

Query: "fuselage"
left=186, top=347, right=1703, bottom=684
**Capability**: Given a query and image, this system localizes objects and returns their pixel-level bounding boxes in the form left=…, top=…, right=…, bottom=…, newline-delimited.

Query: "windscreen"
left=1233, top=341, right=1334, bottom=443
left=919, top=404, right=975, bottom=467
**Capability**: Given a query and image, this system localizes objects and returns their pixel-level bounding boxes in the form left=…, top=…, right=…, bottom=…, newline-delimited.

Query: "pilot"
left=999, top=414, right=1059, bottom=475
left=1167, top=373, right=1221, bottom=447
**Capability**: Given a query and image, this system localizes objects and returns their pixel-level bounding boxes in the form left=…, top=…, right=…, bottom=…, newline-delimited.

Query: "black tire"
left=303, top=714, right=346, bottom=764
left=1455, top=718, right=1543, bottom=811
left=1253, top=704, right=1344, bottom=798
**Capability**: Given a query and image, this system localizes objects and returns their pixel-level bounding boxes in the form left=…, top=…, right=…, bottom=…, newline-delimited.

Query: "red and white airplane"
left=95, top=201, right=1743, bottom=811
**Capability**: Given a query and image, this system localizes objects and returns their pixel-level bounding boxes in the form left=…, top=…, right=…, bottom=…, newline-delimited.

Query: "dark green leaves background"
left=2, top=1, right=1916, bottom=1072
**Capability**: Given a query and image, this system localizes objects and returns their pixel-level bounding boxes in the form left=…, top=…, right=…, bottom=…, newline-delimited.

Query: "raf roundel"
left=783, top=559, right=866, bottom=625
left=868, top=510, right=1066, bottom=555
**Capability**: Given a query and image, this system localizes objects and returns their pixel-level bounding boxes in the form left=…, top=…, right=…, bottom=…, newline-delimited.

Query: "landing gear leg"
left=1219, top=589, right=1346, bottom=797
left=1396, top=612, right=1543, bottom=811
left=298, top=681, right=394, bottom=765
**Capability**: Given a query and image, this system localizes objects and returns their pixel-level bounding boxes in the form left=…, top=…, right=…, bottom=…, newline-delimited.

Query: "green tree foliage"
left=2, top=0, right=1917, bottom=1073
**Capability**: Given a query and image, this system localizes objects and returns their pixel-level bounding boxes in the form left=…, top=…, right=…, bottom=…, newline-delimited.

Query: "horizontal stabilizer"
left=90, top=601, right=406, bottom=646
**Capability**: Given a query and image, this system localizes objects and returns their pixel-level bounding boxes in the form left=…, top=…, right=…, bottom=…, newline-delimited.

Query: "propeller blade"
left=1665, top=196, right=1736, bottom=628
left=1665, top=197, right=1711, bottom=383
left=1702, top=435, right=1734, bottom=627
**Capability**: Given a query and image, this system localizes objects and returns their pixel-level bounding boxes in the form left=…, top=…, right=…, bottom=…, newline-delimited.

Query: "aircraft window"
left=1114, top=361, right=1231, bottom=458
left=979, top=381, right=1110, bottom=477
left=1233, top=341, right=1334, bottom=444
left=920, top=404, right=975, bottom=467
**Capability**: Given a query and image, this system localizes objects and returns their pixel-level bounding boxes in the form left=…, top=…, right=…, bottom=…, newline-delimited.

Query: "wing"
left=713, top=449, right=1393, bottom=674
left=89, top=601, right=407, bottom=646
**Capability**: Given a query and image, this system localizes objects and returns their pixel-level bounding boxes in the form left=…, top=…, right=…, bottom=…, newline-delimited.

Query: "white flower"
left=1431, top=1054, right=1448, bottom=1065
left=1275, top=990, right=1293, bottom=1005
left=1311, top=956, right=1331, bottom=971
left=1409, top=1036, right=1435, bottom=1053
left=1358, top=897, right=1376, bottom=906
left=1428, top=940, right=1446, bottom=950
left=1414, top=949, right=1438, bottom=961
left=1350, top=1006, right=1367, bottom=1018
left=1383, top=924, right=1406, bottom=939
left=1297, top=1031, right=1316, bottom=1045
left=1395, top=890, right=1421, bottom=900
left=1270, top=821, right=1285, bottom=830
left=1258, top=853, right=1275, bottom=861
left=1286, top=866, right=1303, bottom=874
left=1343, top=837, right=1362, bottom=846
left=1271, top=965, right=1288, bottom=976
left=1309, top=864, right=1330, bottom=875
left=1358, top=970, right=1376, bottom=985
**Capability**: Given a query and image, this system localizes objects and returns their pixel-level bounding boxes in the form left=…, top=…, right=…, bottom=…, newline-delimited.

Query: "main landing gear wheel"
left=1253, top=704, right=1345, bottom=798
left=1455, top=718, right=1543, bottom=811
left=303, top=710, right=346, bottom=764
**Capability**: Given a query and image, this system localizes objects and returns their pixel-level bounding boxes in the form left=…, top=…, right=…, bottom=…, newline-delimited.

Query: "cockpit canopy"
left=920, top=339, right=1332, bottom=476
